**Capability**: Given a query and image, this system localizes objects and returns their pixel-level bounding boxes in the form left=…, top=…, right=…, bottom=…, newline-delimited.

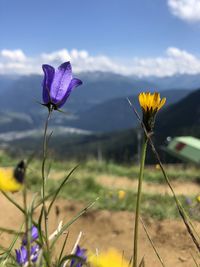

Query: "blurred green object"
left=164, top=136, right=200, bottom=164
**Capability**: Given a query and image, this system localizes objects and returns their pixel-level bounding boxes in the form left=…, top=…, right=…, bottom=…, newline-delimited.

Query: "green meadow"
left=17, top=156, right=199, bottom=221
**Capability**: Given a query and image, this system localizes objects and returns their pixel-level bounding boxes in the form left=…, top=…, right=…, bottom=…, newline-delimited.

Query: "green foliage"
left=26, top=167, right=196, bottom=221
left=49, top=159, right=200, bottom=183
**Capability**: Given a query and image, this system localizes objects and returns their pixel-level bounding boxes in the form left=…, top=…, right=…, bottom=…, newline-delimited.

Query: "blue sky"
left=1, top=0, right=200, bottom=76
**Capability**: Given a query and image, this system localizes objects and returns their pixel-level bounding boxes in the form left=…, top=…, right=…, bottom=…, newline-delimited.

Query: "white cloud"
left=131, top=47, right=200, bottom=77
left=41, top=49, right=71, bottom=62
left=168, top=0, right=200, bottom=22
left=1, top=49, right=27, bottom=62
left=0, top=47, right=200, bottom=77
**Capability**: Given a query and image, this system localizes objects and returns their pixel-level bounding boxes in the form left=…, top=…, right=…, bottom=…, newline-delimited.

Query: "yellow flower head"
left=197, top=195, right=200, bottom=203
left=89, top=248, right=129, bottom=267
left=139, top=92, right=166, bottom=113
left=138, top=92, right=166, bottom=132
left=118, top=190, right=126, bottom=200
left=0, top=161, right=25, bottom=192
left=155, top=164, right=160, bottom=170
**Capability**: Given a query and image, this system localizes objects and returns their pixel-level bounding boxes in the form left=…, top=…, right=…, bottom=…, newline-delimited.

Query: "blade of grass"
left=63, top=231, right=83, bottom=267
left=36, top=249, right=44, bottom=267
left=47, top=165, right=79, bottom=214
left=140, top=217, right=166, bottom=267
left=36, top=205, right=50, bottom=267
left=138, top=257, right=145, bottom=267
left=57, top=232, right=69, bottom=265
left=34, top=192, right=54, bottom=210
left=0, top=227, right=23, bottom=236
left=1, top=191, right=25, bottom=214
left=34, top=166, right=78, bottom=212
left=38, top=206, right=45, bottom=247
left=2, top=223, right=24, bottom=263
left=190, top=252, right=199, bottom=267
left=51, top=198, right=98, bottom=249
left=0, top=244, right=12, bottom=255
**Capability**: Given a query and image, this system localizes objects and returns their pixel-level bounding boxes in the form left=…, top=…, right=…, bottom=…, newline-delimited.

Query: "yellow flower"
left=0, top=161, right=25, bottom=192
left=155, top=164, right=160, bottom=170
left=89, top=248, right=129, bottom=267
left=139, top=92, right=166, bottom=112
left=197, top=195, right=200, bottom=203
left=138, top=92, right=166, bottom=132
left=118, top=190, right=126, bottom=200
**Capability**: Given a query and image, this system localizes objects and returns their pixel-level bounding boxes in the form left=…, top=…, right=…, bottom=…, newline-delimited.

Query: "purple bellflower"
left=42, top=62, right=82, bottom=110
left=16, top=226, right=39, bottom=266
left=70, top=245, right=87, bottom=267
left=15, top=245, right=39, bottom=266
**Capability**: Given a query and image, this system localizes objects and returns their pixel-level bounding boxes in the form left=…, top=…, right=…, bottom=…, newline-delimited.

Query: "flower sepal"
left=41, top=102, right=58, bottom=112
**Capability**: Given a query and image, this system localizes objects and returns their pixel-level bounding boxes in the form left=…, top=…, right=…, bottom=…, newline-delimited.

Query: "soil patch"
left=0, top=193, right=199, bottom=266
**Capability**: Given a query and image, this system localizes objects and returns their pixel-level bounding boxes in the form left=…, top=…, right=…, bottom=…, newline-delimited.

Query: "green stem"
left=23, top=171, right=31, bottom=266
left=41, top=109, right=52, bottom=266
left=133, top=138, right=148, bottom=267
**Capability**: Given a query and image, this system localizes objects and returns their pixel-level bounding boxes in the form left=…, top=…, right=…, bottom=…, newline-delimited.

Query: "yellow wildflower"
left=139, top=92, right=166, bottom=112
left=118, top=190, right=126, bottom=200
left=138, top=92, right=166, bottom=132
left=197, top=195, right=200, bottom=203
left=89, top=248, right=129, bottom=267
left=155, top=164, right=160, bottom=170
left=0, top=161, right=25, bottom=192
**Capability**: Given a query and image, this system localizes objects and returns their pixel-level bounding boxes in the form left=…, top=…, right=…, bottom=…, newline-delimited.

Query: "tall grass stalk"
left=140, top=217, right=166, bottom=267
left=133, top=137, right=148, bottom=267
left=148, top=136, right=200, bottom=252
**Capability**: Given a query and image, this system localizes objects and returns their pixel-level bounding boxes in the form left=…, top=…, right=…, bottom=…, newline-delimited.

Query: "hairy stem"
left=133, top=137, right=148, bottom=267
left=41, top=109, right=52, bottom=266
left=23, top=168, right=31, bottom=267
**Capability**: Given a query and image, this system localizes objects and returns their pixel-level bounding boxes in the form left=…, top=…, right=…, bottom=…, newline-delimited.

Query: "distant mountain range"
left=0, top=72, right=198, bottom=135
left=156, top=88, right=200, bottom=141
left=49, top=89, right=200, bottom=163
left=3, top=80, right=200, bottom=163
left=10, top=89, right=200, bottom=163
left=0, top=72, right=156, bottom=113
left=65, top=89, right=190, bottom=132
left=1, top=71, right=200, bottom=112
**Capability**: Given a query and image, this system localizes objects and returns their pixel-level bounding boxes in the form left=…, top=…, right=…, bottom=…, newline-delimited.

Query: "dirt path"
left=0, top=193, right=199, bottom=267
left=96, top=175, right=200, bottom=196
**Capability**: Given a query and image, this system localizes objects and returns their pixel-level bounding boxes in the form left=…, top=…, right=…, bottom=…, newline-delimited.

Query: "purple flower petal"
left=22, top=226, right=39, bottom=245
left=15, top=249, right=22, bottom=264
left=15, top=246, right=28, bottom=265
left=16, top=244, right=40, bottom=265
left=50, top=62, right=72, bottom=104
left=70, top=245, right=87, bottom=267
left=57, top=78, right=82, bottom=108
left=31, top=226, right=39, bottom=241
left=31, top=245, right=39, bottom=262
left=76, top=245, right=87, bottom=261
left=21, top=246, right=28, bottom=263
left=42, top=64, right=55, bottom=104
